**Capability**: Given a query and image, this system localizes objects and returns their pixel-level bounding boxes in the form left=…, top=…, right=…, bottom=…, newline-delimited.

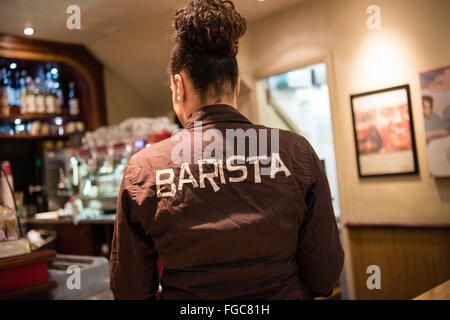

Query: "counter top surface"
left=413, top=279, right=450, bottom=300
left=23, top=215, right=116, bottom=225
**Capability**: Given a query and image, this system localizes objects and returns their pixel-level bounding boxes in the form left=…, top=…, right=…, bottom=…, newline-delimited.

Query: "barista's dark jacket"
left=109, top=104, right=344, bottom=300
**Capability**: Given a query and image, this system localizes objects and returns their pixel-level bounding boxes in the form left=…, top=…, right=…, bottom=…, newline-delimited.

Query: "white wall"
left=103, top=68, right=153, bottom=125
left=89, top=10, right=175, bottom=119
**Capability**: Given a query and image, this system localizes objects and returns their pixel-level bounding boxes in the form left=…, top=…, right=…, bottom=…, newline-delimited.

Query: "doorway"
left=257, top=62, right=341, bottom=217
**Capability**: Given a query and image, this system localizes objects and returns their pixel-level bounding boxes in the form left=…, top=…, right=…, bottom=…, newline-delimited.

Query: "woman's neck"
left=193, top=94, right=238, bottom=112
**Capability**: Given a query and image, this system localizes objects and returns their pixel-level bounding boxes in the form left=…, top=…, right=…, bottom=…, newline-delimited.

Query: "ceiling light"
left=24, top=27, right=34, bottom=36
left=9, top=63, right=17, bottom=70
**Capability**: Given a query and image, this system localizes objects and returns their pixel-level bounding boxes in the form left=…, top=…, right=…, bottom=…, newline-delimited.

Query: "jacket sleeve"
left=296, top=140, right=344, bottom=297
left=109, top=157, right=159, bottom=300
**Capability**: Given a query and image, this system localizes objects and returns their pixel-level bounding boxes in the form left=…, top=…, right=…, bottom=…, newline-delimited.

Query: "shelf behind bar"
left=0, top=114, right=84, bottom=123
left=24, top=215, right=116, bottom=225
left=0, top=134, right=69, bottom=140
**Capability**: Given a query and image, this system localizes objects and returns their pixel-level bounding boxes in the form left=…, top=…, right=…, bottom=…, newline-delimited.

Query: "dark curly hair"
left=169, top=0, right=247, bottom=101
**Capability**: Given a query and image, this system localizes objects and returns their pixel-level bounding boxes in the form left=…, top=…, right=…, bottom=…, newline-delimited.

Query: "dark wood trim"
left=0, top=281, right=57, bottom=300
left=0, top=250, right=56, bottom=271
left=348, top=226, right=450, bottom=299
left=0, top=34, right=95, bottom=57
left=345, top=222, right=450, bottom=229
left=0, top=134, right=69, bottom=140
left=0, top=33, right=107, bottom=130
left=0, top=114, right=84, bottom=123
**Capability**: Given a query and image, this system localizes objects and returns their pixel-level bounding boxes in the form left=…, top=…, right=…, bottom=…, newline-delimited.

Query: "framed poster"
left=350, top=85, right=419, bottom=177
left=419, top=66, right=450, bottom=177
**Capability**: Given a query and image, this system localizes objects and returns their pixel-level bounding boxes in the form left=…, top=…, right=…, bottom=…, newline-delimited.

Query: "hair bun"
left=173, top=0, right=247, bottom=56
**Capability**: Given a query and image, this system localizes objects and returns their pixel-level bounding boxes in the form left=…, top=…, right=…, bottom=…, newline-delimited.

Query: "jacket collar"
left=184, top=104, right=253, bottom=130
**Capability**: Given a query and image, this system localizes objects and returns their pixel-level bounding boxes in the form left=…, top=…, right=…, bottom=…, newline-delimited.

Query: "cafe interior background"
left=0, top=0, right=449, bottom=300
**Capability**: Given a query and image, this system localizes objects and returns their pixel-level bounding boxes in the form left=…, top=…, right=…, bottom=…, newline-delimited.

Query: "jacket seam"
left=129, top=157, right=138, bottom=201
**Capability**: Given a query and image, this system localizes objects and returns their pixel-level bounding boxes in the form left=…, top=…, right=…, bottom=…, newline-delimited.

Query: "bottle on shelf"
left=5, top=70, right=15, bottom=109
left=0, top=69, right=10, bottom=116
left=19, top=71, right=27, bottom=114
left=51, top=70, right=64, bottom=113
left=25, top=76, right=36, bottom=114
left=44, top=78, right=57, bottom=114
left=56, top=167, right=72, bottom=197
left=53, top=87, right=61, bottom=115
left=13, top=72, right=21, bottom=108
left=69, top=150, right=80, bottom=195
left=35, top=77, right=46, bottom=114
left=68, top=82, right=80, bottom=116
left=78, top=153, right=90, bottom=197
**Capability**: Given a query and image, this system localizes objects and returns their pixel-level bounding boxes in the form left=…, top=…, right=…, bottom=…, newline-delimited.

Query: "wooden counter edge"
left=0, top=250, right=57, bottom=271
left=24, top=217, right=116, bottom=225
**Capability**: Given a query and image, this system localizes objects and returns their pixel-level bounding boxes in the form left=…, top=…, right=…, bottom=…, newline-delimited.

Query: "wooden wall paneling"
left=347, top=224, right=450, bottom=300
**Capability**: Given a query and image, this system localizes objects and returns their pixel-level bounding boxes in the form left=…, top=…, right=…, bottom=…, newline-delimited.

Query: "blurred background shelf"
left=0, top=114, right=84, bottom=123
left=0, top=134, right=69, bottom=140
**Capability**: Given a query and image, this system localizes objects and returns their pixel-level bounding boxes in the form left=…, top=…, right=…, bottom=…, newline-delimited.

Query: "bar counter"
left=23, top=215, right=116, bottom=257
left=24, top=215, right=116, bottom=225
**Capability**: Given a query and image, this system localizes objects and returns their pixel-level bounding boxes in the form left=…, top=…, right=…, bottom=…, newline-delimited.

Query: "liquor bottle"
left=68, top=82, right=80, bottom=116
left=69, top=151, right=80, bottom=196
left=53, top=87, right=61, bottom=115
left=0, top=69, right=10, bottom=116
left=25, top=76, right=36, bottom=114
left=44, top=78, right=56, bottom=114
left=78, top=155, right=90, bottom=197
left=5, top=70, right=15, bottom=108
left=13, top=72, right=21, bottom=108
left=35, top=77, right=45, bottom=114
left=56, top=168, right=72, bottom=197
left=51, top=71, right=64, bottom=112
left=19, top=75, right=27, bottom=114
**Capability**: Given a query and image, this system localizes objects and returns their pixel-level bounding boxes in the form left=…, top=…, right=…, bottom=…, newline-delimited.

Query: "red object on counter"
left=1, top=161, right=12, bottom=176
left=0, top=261, right=48, bottom=293
left=0, top=250, right=56, bottom=294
